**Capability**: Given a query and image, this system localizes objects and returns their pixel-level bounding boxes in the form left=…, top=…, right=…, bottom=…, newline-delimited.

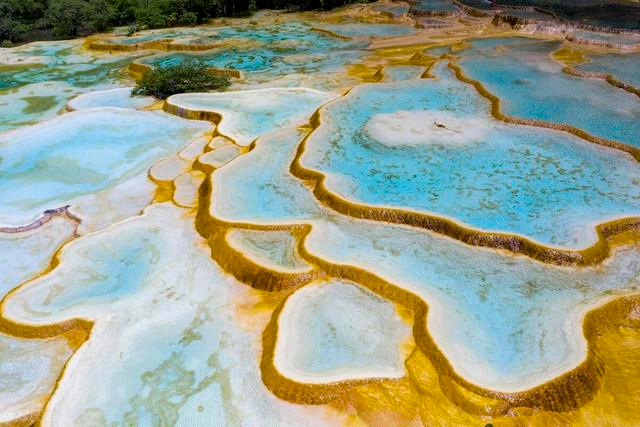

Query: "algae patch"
left=21, top=96, right=58, bottom=114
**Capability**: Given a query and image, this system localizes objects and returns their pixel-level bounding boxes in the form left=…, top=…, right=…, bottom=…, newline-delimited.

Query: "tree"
left=132, top=61, right=231, bottom=99
left=0, top=0, right=46, bottom=42
left=45, top=0, right=114, bottom=36
left=3, top=0, right=376, bottom=42
left=108, top=0, right=138, bottom=25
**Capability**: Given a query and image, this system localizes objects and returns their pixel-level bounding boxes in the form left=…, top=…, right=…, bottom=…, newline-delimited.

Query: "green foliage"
left=133, top=0, right=226, bottom=29
left=110, top=0, right=138, bottom=25
left=132, top=61, right=231, bottom=99
left=0, top=0, right=46, bottom=41
left=2, top=0, right=371, bottom=42
left=46, top=0, right=115, bottom=36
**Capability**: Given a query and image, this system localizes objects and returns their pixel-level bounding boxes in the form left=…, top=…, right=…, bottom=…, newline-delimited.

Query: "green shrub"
left=132, top=61, right=231, bottom=99
left=1, top=39, right=14, bottom=48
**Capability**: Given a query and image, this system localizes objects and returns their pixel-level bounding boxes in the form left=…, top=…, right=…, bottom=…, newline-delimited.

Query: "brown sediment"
left=346, top=46, right=437, bottom=83
left=260, top=288, right=403, bottom=404
left=194, top=145, right=246, bottom=174
left=409, top=50, right=437, bottom=65
left=89, top=38, right=222, bottom=52
left=552, top=46, right=640, bottom=97
left=293, top=223, right=632, bottom=412
left=565, top=32, right=640, bottom=51
left=2, top=411, right=39, bottom=427
left=162, top=42, right=221, bottom=51
left=89, top=38, right=180, bottom=52
left=163, top=98, right=224, bottom=124
left=0, top=206, right=80, bottom=234
left=372, top=68, right=386, bottom=82
left=420, top=61, right=436, bottom=78
left=128, top=59, right=242, bottom=80
left=165, top=89, right=640, bottom=410
left=152, top=180, right=175, bottom=203
left=449, top=40, right=472, bottom=53
left=563, top=63, right=640, bottom=98
left=0, top=237, right=94, bottom=426
left=550, top=45, right=588, bottom=66
left=190, top=135, right=640, bottom=412
left=311, top=27, right=353, bottom=40
left=346, top=63, right=385, bottom=82
left=435, top=371, right=511, bottom=416
left=195, top=179, right=322, bottom=292
left=405, top=348, right=511, bottom=417
left=148, top=161, right=184, bottom=203
left=0, top=235, right=92, bottom=345
left=452, top=0, right=496, bottom=18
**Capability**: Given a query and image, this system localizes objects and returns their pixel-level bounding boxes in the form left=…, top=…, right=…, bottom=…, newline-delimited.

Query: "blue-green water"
left=138, top=22, right=367, bottom=79
left=456, top=37, right=640, bottom=148
left=209, top=125, right=640, bottom=392
left=299, top=62, right=640, bottom=248
left=0, top=109, right=209, bottom=225
left=576, top=53, right=640, bottom=89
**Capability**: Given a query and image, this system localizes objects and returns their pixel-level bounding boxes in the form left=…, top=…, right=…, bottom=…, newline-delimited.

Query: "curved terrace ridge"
left=194, top=157, right=640, bottom=412
left=285, top=64, right=640, bottom=266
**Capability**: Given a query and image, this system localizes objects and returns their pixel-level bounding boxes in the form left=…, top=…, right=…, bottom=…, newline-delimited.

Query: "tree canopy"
left=132, top=60, right=231, bottom=99
left=0, top=0, right=371, bottom=44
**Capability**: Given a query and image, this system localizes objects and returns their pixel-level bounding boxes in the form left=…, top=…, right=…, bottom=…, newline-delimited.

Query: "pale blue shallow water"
left=382, top=65, right=426, bottom=81
left=209, top=126, right=640, bottom=391
left=569, top=30, right=640, bottom=48
left=456, top=37, right=640, bottom=148
left=0, top=41, right=137, bottom=130
left=317, top=23, right=416, bottom=38
left=0, top=42, right=133, bottom=91
left=299, top=62, right=640, bottom=248
left=4, top=203, right=341, bottom=425
left=40, top=226, right=158, bottom=309
left=67, top=88, right=155, bottom=110
left=410, top=0, right=460, bottom=14
left=277, top=279, right=407, bottom=381
left=305, top=214, right=640, bottom=391
left=211, top=125, right=634, bottom=390
left=576, top=53, right=640, bottom=89
left=0, top=108, right=210, bottom=225
left=373, top=4, right=410, bottom=17
left=168, top=88, right=336, bottom=145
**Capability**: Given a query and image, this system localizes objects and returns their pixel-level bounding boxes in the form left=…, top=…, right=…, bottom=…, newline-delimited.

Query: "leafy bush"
left=132, top=61, right=231, bottom=99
